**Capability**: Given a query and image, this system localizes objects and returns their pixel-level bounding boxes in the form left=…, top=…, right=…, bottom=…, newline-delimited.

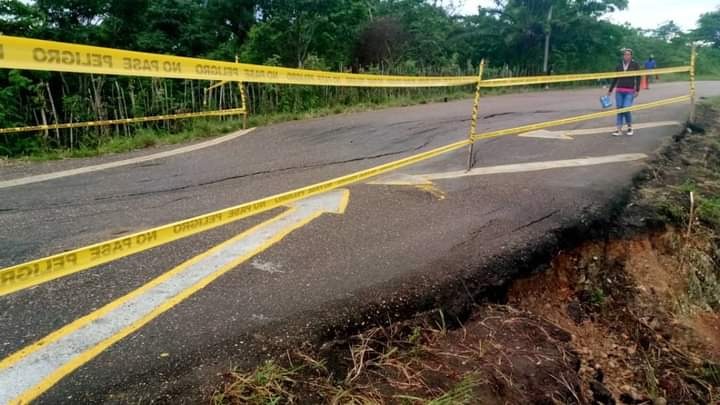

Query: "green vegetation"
left=706, top=95, right=720, bottom=107
left=644, top=113, right=720, bottom=315
left=212, top=360, right=305, bottom=405
left=1, top=0, right=719, bottom=159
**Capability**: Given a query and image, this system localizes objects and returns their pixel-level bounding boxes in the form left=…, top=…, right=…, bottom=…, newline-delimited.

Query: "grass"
left=16, top=118, right=250, bottom=161
left=212, top=314, right=470, bottom=405
left=212, top=360, right=304, bottom=405
left=698, top=196, right=720, bottom=228
left=646, top=117, right=720, bottom=316
left=696, top=74, right=720, bottom=81
left=396, top=374, right=479, bottom=405
left=703, top=95, right=720, bottom=107
left=590, top=287, right=607, bottom=306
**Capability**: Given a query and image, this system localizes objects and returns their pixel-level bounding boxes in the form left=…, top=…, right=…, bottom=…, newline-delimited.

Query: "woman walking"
left=608, top=49, right=641, bottom=136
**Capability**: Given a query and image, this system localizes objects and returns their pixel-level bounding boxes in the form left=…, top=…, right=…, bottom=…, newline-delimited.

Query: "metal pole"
left=689, top=44, right=697, bottom=124
left=467, top=59, right=485, bottom=171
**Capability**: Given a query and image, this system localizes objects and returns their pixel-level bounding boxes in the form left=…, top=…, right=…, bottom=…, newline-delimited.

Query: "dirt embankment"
left=212, top=108, right=720, bottom=404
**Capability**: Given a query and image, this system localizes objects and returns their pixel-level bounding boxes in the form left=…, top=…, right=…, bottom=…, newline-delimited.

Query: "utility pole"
left=543, top=5, right=553, bottom=74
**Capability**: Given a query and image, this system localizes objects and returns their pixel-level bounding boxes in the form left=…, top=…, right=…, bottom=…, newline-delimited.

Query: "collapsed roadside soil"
left=211, top=109, right=720, bottom=404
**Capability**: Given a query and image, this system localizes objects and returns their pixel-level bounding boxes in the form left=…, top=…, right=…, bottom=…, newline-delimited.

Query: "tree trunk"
left=45, top=81, right=61, bottom=144
left=543, top=5, right=553, bottom=74
left=40, top=107, right=49, bottom=142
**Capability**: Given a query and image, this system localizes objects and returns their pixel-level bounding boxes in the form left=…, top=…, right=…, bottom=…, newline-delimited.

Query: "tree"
left=354, top=16, right=410, bottom=71
left=0, top=0, right=43, bottom=36
left=98, top=0, right=149, bottom=49
left=479, top=0, right=628, bottom=73
left=653, top=20, right=683, bottom=43
left=34, top=0, right=111, bottom=44
left=694, top=8, right=720, bottom=48
left=368, top=0, right=460, bottom=72
left=132, top=0, right=218, bottom=56
left=242, top=0, right=369, bottom=68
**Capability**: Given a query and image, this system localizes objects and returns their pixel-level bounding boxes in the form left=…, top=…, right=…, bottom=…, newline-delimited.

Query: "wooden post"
left=689, top=44, right=697, bottom=124
left=236, top=55, right=249, bottom=129
left=466, top=59, right=485, bottom=171
left=239, top=82, right=248, bottom=129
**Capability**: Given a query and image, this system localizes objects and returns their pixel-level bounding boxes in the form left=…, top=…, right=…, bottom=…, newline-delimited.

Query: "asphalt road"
left=1, top=81, right=719, bottom=403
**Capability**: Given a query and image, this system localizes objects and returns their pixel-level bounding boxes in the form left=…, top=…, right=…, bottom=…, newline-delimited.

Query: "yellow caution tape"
left=471, top=95, right=691, bottom=141
left=0, top=94, right=691, bottom=297
left=0, top=36, right=692, bottom=89
left=479, top=66, right=690, bottom=88
left=0, top=36, right=477, bottom=87
left=0, top=108, right=247, bottom=135
left=0, top=139, right=471, bottom=297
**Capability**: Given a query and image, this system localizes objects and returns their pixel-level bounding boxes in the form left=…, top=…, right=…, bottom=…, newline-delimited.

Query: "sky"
left=457, top=0, right=719, bottom=30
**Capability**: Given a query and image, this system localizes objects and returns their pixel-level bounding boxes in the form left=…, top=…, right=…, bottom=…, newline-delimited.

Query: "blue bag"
left=600, top=95, right=612, bottom=109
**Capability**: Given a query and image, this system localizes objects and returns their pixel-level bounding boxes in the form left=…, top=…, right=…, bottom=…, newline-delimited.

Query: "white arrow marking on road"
left=0, top=189, right=349, bottom=405
left=518, top=121, right=682, bottom=140
left=369, top=153, right=648, bottom=186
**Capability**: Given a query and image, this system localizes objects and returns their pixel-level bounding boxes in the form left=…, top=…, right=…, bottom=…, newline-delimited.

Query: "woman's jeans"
left=616, top=92, right=635, bottom=127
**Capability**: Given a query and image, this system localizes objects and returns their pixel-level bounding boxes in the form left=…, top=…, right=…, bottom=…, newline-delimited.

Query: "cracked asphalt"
left=1, top=81, right=719, bottom=403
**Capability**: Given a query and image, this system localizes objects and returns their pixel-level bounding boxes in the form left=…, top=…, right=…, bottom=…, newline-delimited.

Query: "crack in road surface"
left=3, top=140, right=435, bottom=212
left=91, top=139, right=433, bottom=201
left=512, top=210, right=561, bottom=232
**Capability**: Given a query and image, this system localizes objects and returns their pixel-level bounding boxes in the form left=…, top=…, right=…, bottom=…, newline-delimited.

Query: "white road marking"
left=251, top=260, right=285, bottom=274
left=0, top=127, right=256, bottom=189
left=519, top=121, right=682, bottom=140
left=0, top=189, right=347, bottom=404
left=369, top=153, right=648, bottom=185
